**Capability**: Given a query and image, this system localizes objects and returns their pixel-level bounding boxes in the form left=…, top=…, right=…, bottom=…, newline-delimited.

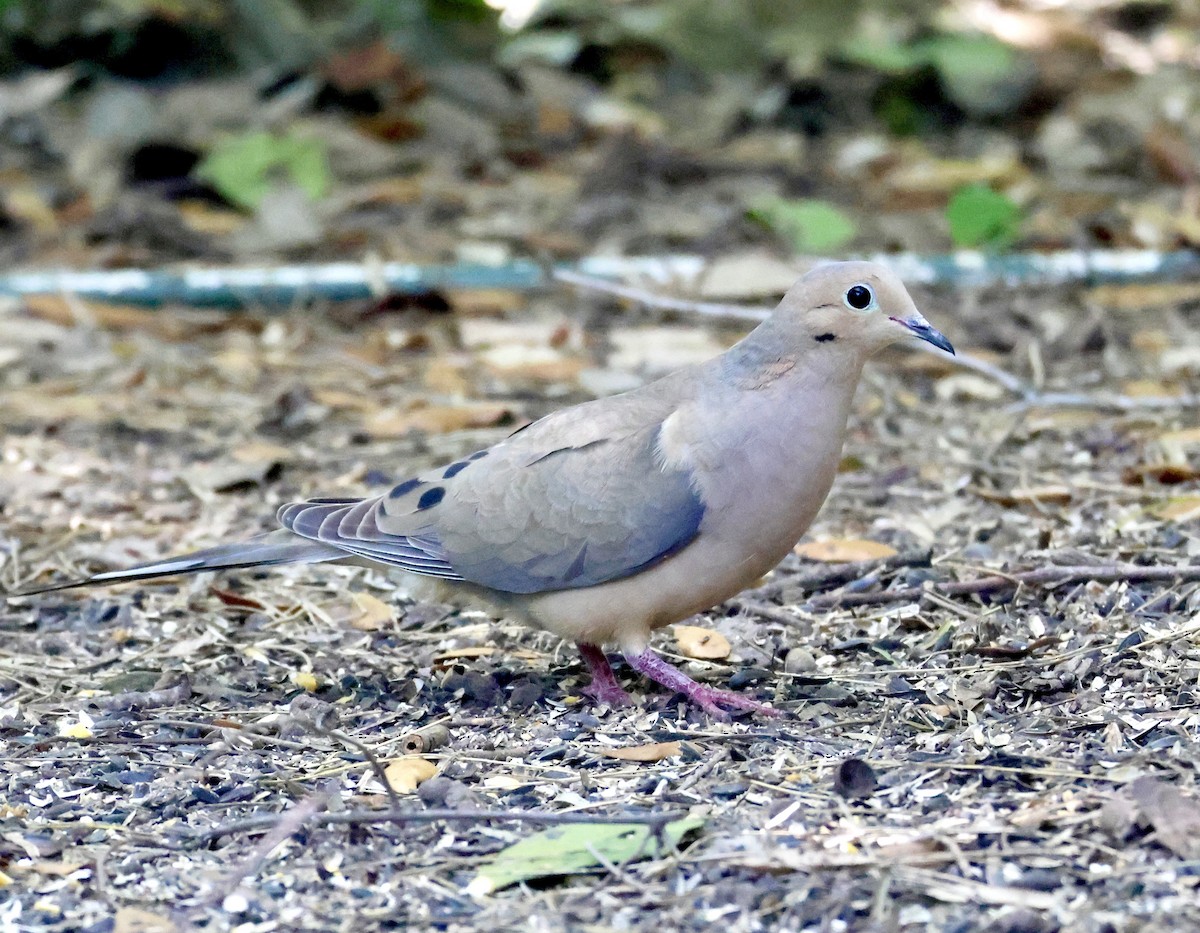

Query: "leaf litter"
left=3, top=8, right=1200, bottom=925
left=3, top=272, right=1200, bottom=930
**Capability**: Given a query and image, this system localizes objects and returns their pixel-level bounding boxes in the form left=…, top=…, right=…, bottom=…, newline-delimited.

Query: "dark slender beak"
left=891, top=316, right=955, bottom=355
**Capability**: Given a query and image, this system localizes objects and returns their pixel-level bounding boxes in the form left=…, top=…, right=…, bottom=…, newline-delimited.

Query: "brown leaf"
left=1087, top=282, right=1200, bottom=312
left=1157, top=426, right=1200, bottom=448
left=1122, top=463, right=1200, bottom=485
left=433, top=646, right=497, bottom=661
left=177, top=200, right=247, bottom=236
left=795, top=539, right=898, bottom=562
left=384, top=757, right=438, bottom=794
left=29, top=860, right=85, bottom=877
left=973, top=484, right=1073, bottom=507
left=114, top=907, right=175, bottom=933
left=349, top=592, right=395, bottom=631
left=1151, top=496, right=1200, bottom=522
left=674, top=625, right=731, bottom=660
left=210, top=588, right=269, bottom=611
left=364, top=403, right=512, bottom=438
left=310, top=388, right=374, bottom=411
left=599, top=741, right=683, bottom=762
left=182, top=455, right=284, bottom=495
left=22, top=294, right=232, bottom=341
left=323, top=39, right=416, bottom=94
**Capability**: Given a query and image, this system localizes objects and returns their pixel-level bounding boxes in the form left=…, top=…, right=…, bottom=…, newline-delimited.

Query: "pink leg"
left=624, top=649, right=781, bottom=720
left=577, top=643, right=632, bottom=707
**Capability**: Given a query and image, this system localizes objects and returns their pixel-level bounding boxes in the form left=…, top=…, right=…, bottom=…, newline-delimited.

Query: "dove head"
left=774, top=261, right=954, bottom=357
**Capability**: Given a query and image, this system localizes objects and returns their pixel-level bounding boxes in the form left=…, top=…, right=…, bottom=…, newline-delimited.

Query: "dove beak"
left=891, top=314, right=955, bottom=355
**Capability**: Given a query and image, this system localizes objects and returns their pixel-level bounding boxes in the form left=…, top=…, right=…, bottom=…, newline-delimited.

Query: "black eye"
left=844, top=284, right=873, bottom=311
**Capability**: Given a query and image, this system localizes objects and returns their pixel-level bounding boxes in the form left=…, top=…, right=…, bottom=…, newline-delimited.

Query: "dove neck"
left=719, top=316, right=867, bottom=392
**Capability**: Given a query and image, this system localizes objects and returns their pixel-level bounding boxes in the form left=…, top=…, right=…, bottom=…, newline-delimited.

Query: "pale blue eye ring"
left=844, top=284, right=874, bottom=312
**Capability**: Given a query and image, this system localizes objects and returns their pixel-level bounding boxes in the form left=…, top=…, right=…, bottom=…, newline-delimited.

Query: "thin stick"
left=201, top=792, right=330, bottom=909
left=184, top=806, right=684, bottom=847
left=552, top=269, right=767, bottom=322
left=803, top=562, right=1200, bottom=611
left=555, top=269, right=1196, bottom=411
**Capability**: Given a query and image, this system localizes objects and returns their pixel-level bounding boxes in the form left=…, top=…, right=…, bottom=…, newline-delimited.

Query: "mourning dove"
left=16, top=261, right=952, bottom=718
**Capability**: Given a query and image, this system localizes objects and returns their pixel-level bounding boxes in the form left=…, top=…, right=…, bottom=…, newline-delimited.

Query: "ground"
left=3, top=5, right=1200, bottom=927
left=2, top=273, right=1199, bottom=932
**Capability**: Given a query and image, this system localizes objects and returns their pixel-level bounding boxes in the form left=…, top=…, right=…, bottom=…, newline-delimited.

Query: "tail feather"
left=8, top=531, right=345, bottom=597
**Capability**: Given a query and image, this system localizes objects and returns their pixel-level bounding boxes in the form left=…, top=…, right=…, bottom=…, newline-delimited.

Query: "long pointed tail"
left=8, top=531, right=346, bottom=597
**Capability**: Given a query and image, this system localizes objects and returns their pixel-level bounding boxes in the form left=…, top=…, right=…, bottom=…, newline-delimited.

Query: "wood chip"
left=795, top=539, right=899, bottom=562
left=383, top=757, right=438, bottom=794
left=598, top=741, right=683, bottom=762
left=674, top=625, right=731, bottom=660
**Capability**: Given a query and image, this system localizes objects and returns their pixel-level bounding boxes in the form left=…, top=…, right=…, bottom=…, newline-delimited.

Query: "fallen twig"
left=201, top=792, right=331, bottom=910
left=803, top=562, right=1200, bottom=611
left=555, top=269, right=1198, bottom=411
left=184, top=806, right=684, bottom=847
left=744, top=549, right=933, bottom=602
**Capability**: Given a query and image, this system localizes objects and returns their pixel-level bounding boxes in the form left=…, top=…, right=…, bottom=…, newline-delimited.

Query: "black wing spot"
left=389, top=478, right=424, bottom=499
left=468, top=450, right=489, bottom=461
left=417, top=486, right=446, bottom=510
left=814, top=333, right=836, bottom=343
left=442, top=461, right=470, bottom=479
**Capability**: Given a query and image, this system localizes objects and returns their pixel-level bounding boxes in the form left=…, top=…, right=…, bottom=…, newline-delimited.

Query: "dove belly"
left=509, top=464, right=840, bottom=652
left=507, top=398, right=850, bottom=649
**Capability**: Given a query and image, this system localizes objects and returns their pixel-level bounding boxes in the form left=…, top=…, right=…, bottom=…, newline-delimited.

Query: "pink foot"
left=624, top=649, right=781, bottom=720
left=577, top=643, right=632, bottom=707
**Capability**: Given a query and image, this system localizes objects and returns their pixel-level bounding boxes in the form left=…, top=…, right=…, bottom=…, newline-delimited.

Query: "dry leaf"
left=674, top=625, right=731, bottom=660
left=482, top=774, right=526, bottom=791
left=1123, top=463, right=1200, bottom=485
left=310, top=387, right=374, bottom=411
left=1150, top=496, right=1200, bottom=521
left=384, top=757, right=438, bottom=793
left=22, top=294, right=231, bottom=341
left=291, top=671, right=319, bottom=692
left=1087, top=281, right=1200, bottom=311
left=1129, top=776, right=1200, bottom=857
left=29, top=860, right=84, bottom=877
left=364, top=403, right=512, bottom=438
left=210, top=588, right=269, bottom=611
left=1156, top=426, right=1200, bottom=447
left=445, top=288, right=527, bottom=317
left=231, top=440, right=294, bottom=464
left=973, top=485, right=1073, bottom=507
left=349, top=592, right=395, bottom=631
left=795, top=539, right=898, bottom=562
left=114, top=907, right=175, bottom=933
left=433, top=646, right=498, bottom=661
left=599, top=741, right=682, bottom=762
left=183, top=447, right=286, bottom=495
left=178, top=199, right=248, bottom=235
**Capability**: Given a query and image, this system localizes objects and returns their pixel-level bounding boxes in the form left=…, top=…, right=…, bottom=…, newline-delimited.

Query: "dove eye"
left=844, top=284, right=875, bottom=312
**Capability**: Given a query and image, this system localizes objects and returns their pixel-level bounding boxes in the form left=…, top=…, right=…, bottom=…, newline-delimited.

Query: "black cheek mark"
left=814, top=333, right=837, bottom=343
left=468, top=450, right=489, bottom=461
left=442, top=461, right=469, bottom=479
left=417, top=486, right=446, bottom=510
left=389, top=478, right=424, bottom=499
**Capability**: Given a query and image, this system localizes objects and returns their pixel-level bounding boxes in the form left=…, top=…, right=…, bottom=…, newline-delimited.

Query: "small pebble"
left=783, top=647, right=816, bottom=673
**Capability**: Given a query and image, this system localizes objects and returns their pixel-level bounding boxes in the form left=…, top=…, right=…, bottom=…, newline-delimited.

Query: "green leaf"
left=945, top=184, right=1021, bottom=251
left=195, top=132, right=330, bottom=211
left=747, top=197, right=857, bottom=254
left=467, top=817, right=704, bottom=895
left=837, top=37, right=925, bottom=75
left=916, top=34, right=1021, bottom=115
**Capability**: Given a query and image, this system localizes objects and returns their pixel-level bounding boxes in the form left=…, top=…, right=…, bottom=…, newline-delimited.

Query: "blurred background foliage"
left=0, top=0, right=1021, bottom=103
left=0, top=0, right=1196, bottom=262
